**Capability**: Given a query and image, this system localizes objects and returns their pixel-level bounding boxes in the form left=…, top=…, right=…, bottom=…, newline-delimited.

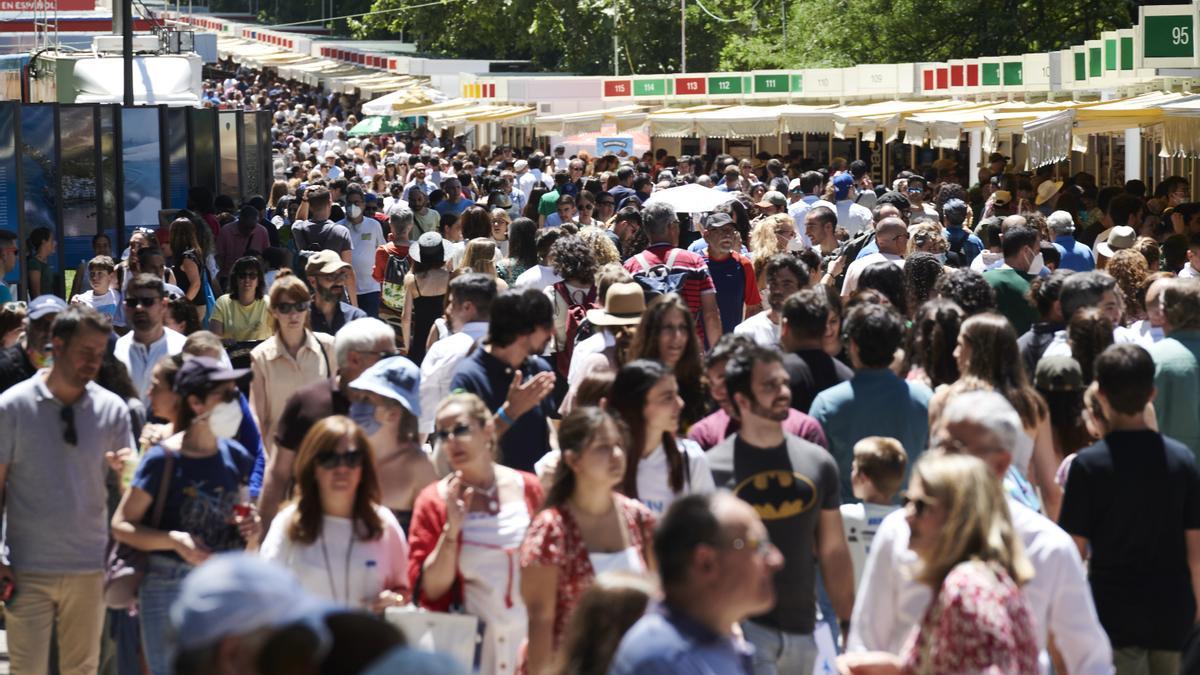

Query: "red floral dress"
left=517, top=494, right=655, bottom=648
left=901, top=560, right=1038, bottom=675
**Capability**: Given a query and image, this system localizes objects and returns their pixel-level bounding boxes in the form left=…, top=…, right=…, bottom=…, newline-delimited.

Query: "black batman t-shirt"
left=707, top=433, right=840, bottom=634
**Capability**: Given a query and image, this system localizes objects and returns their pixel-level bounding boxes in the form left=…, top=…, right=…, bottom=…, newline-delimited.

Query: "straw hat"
left=1097, top=225, right=1137, bottom=258
left=1035, top=180, right=1063, bottom=205
left=586, top=282, right=645, bottom=327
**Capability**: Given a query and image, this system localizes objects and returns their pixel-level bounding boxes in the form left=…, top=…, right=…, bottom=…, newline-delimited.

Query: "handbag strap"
left=149, top=450, right=175, bottom=529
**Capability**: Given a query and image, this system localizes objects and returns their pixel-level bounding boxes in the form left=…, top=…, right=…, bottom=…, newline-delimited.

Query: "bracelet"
left=496, top=406, right=516, bottom=426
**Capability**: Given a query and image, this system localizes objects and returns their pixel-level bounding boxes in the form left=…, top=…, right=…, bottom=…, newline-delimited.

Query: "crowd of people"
left=0, top=62, right=1199, bottom=675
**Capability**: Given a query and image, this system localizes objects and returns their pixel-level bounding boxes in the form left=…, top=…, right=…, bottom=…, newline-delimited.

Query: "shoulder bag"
left=103, top=451, right=175, bottom=609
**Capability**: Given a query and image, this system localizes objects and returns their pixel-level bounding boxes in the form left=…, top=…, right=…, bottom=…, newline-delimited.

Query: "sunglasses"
left=430, top=422, right=474, bottom=444
left=237, top=271, right=260, bottom=280
left=125, top=296, right=161, bottom=309
left=315, top=449, right=364, bottom=470
left=902, top=493, right=936, bottom=517
left=598, top=201, right=615, bottom=207
left=274, top=300, right=311, bottom=315
left=3, top=301, right=27, bottom=311
left=61, top=405, right=77, bottom=445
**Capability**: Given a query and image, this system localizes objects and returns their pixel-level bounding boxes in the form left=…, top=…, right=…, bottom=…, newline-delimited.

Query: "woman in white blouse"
left=261, top=415, right=409, bottom=612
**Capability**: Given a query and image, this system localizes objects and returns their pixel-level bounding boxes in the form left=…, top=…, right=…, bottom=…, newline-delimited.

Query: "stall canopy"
left=534, top=105, right=651, bottom=136
left=1023, top=92, right=1195, bottom=168
left=1161, top=98, right=1200, bottom=158
left=362, top=86, right=450, bottom=116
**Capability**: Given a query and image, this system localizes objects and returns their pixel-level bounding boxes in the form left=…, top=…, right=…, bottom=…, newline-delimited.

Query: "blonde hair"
left=458, top=238, right=498, bottom=277
left=908, top=222, right=949, bottom=255
left=912, top=453, right=1034, bottom=589
left=578, top=225, right=621, bottom=267
left=749, top=214, right=791, bottom=285
left=852, top=436, right=907, bottom=498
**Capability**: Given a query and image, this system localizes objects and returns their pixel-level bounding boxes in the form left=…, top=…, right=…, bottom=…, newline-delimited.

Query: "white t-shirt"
left=733, top=311, right=781, bottom=347
left=74, top=288, right=125, bottom=327
left=514, top=264, right=562, bottom=292
left=636, top=438, right=715, bottom=515
left=840, top=502, right=902, bottom=587
left=261, top=504, right=410, bottom=611
left=836, top=200, right=874, bottom=237
left=340, top=217, right=386, bottom=295
left=1128, top=319, right=1165, bottom=347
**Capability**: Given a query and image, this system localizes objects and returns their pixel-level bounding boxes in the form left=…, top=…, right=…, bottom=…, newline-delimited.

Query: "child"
left=71, top=255, right=125, bottom=328
left=840, top=436, right=907, bottom=586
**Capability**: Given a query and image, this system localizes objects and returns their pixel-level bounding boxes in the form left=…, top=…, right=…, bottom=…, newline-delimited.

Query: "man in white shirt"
left=830, top=173, right=873, bottom=237
left=402, top=163, right=437, bottom=201
left=113, top=274, right=186, bottom=403
left=338, top=184, right=386, bottom=317
left=846, top=391, right=1113, bottom=675
left=788, top=172, right=825, bottom=249
left=418, top=274, right=495, bottom=434
left=841, top=217, right=907, bottom=298
left=735, top=254, right=804, bottom=347
left=1041, top=271, right=1138, bottom=357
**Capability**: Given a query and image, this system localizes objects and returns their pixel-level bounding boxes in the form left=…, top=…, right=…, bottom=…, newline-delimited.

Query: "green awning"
left=348, top=115, right=413, bottom=137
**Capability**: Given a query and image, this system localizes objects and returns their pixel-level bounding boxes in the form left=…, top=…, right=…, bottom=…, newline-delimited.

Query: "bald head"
left=1001, top=214, right=1027, bottom=232
left=875, top=217, right=909, bottom=255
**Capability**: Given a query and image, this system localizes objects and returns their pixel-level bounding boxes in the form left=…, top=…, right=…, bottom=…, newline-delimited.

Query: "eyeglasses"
left=319, top=271, right=350, bottom=283
left=907, top=187, right=925, bottom=194
left=3, top=301, right=27, bottom=311
left=430, top=422, right=474, bottom=444
left=725, top=534, right=773, bottom=557
left=315, top=449, right=364, bottom=470
left=125, top=296, right=161, bottom=309
left=236, top=272, right=260, bottom=280
left=598, top=200, right=615, bottom=207
left=580, top=203, right=594, bottom=210
left=60, top=405, right=77, bottom=445
left=274, top=300, right=311, bottom=315
left=902, top=492, right=936, bottom=517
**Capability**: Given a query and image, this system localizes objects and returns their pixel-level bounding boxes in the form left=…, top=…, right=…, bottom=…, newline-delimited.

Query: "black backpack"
left=630, top=249, right=688, bottom=302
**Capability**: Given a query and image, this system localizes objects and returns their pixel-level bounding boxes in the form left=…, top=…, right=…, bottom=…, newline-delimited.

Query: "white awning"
left=73, top=55, right=199, bottom=105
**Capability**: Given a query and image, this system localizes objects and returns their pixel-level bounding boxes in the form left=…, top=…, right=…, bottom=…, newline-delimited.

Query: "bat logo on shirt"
left=733, top=470, right=817, bottom=520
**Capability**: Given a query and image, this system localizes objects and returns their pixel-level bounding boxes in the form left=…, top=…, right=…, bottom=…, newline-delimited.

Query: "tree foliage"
left=345, top=0, right=1138, bottom=75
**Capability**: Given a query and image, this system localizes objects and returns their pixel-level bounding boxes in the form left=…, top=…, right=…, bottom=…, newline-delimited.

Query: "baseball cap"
left=756, top=191, right=787, bottom=209
left=349, top=356, right=420, bottom=417
left=1034, top=356, right=1085, bottom=392
left=28, top=295, right=67, bottom=320
left=832, top=173, right=855, bottom=200
left=174, top=356, right=251, bottom=396
left=702, top=212, right=736, bottom=230
left=171, top=553, right=334, bottom=651
left=992, top=189, right=1013, bottom=206
left=305, top=250, right=352, bottom=277
left=513, top=159, right=528, bottom=172
left=787, top=178, right=804, bottom=193
left=539, top=190, right=561, bottom=216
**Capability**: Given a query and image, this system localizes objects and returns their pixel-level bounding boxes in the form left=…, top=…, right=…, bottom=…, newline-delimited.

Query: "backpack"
left=291, top=221, right=334, bottom=283
left=830, top=230, right=875, bottom=289
left=630, top=249, right=687, bottom=302
left=553, top=281, right=597, bottom=378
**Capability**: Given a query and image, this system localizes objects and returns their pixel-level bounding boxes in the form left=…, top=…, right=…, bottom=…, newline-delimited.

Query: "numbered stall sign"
left=1139, top=3, right=1200, bottom=68
left=603, top=80, right=633, bottom=98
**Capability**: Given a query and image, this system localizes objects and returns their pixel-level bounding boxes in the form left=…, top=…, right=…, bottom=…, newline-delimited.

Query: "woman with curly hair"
left=1132, top=236, right=1161, bottom=272
left=933, top=268, right=996, bottom=317
left=906, top=298, right=964, bottom=390
left=629, top=294, right=707, bottom=427
left=904, top=252, right=946, bottom=318
left=1106, top=248, right=1150, bottom=323
left=545, top=235, right=598, bottom=375
left=577, top=225, right=621, bottom=267
left=907, top=222, right=950, bottom=260
left=749, top=213, right=795, bottom=290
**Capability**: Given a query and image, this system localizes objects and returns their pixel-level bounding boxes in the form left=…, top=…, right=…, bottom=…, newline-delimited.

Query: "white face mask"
left=787, top=236, right=805, bottom=252
left=1028, top=251, right=1046, bottom=276
left=347, top=204, right=363, bottom=220
left=205, top=399, right=243, bottom=440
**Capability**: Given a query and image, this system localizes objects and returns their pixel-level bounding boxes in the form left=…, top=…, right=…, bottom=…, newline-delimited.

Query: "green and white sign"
left=1139, top=3, right=1200, bottom=68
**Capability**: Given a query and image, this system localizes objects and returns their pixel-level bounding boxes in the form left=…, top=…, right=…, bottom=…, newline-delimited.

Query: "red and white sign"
left=0, top=0, right=94, bottom=10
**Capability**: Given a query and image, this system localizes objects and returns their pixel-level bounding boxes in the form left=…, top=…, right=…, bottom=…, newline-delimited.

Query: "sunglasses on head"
left=315, top=449, right=364, bottom=470
left=274, top=300, right=310, bottom=315
left=125, top=296, right=161, bottom=309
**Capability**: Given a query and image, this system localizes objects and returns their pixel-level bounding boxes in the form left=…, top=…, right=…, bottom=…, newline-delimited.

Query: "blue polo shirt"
left=449, top=347, right=554, bottom=472
left=1053, top=234, right=1096, bottom=272
left=945, top=226, right=984, bottom=265
left=609, top=603, right=754, bottom=675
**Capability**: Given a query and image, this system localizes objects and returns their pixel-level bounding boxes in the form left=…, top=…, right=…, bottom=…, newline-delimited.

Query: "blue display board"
left=121, top=107, right=163, bottom=241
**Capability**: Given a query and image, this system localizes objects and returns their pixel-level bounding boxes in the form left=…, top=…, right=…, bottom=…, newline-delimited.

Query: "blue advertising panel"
left=60, top=105, right=100, bottom=275
left=20, top=104, right=60, bottom=296
left=0, top=103, right=18, bottom=292
left=165, top=107, right=189, bottom=209
left=121, top=107, right=163, bottom=241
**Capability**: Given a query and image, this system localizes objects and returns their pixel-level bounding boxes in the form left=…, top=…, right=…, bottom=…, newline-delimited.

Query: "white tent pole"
left=1125, top=127, right=1141, bottom=188
left=969, top=129, right=982, bottom=187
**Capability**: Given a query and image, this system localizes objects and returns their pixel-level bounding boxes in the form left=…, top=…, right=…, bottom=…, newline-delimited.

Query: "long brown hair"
left=553, top=572, right=656, bottom=675
left=545, top=407, right=628, bottom=510
left=1067, top=307, right=1114, bottom=384
left=956, top=313, right=1047, bottom=428
left=629, top=294, right=705, bottom=425
left=610, top=360, right=684, bottom=499
left=287, top=416, right=384, bottom=545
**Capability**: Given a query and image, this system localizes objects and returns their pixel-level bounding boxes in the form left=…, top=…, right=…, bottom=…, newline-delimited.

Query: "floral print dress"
left=901, top=559, right=1039, bottom=675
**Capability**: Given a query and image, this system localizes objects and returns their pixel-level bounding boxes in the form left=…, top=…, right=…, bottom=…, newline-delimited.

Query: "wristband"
left=496, top=406, right=516, bottom=426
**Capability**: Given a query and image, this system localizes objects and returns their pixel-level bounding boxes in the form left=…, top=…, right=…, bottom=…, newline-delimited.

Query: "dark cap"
left=988, top=152, right=1011, bottom=163
left=702, top=212, right=735, bottom=230
left=174, top=356, right=251, bottom=396
left=1034, top=356, right=1084, bottom=392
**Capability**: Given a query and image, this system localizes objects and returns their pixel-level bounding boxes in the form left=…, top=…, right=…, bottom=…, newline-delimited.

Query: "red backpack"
left=553, top=281, right=598, bottom=378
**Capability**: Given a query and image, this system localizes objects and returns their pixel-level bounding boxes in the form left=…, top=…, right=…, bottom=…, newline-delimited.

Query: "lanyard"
left=319, top=528, right=355, bottom=606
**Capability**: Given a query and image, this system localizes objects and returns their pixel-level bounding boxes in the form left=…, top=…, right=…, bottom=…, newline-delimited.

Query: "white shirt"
left=113, top=327, right=187, bottom=404
left=847, top=500, right=1113, bottom=675
left=733, top=311, right=781, bottom=347
left=635, top=439, right=715, bottom=516
left=969, top=250, right=1005, bottom=274
left=842, top=252, right=904, bottom=296
left=840, top=502, right=901, bottom=587
left=418, top=321, right=489, bottom=434
left=514, top=265, right=561, bottom=292
left=1042, top=326, right=1140, bottom=359
left=567, top=331, right=614, bottom=387
left=261, top=504, right=410, bottom=611
left=340, top=217, right=386, bottom=295
left=836, top=199, right=874, bottom=237
left=1128, top=319, right=1165, bottom=347
left=787, top=197, right=817, bottom=248
left=1180, top=262, right=1200, bottom=279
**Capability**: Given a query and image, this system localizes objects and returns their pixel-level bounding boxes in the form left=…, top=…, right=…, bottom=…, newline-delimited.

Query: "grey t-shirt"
left=708, top=432, right=840, bottom=634
left=0, top=375, right=134, bottom=573
left=291, top=219, right=353, bottom=254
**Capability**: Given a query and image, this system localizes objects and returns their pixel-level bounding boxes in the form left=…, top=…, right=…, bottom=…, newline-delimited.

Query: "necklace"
left=319, top=525, right=355, bottom=606
left=461, top=474, right=500, bottom=515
